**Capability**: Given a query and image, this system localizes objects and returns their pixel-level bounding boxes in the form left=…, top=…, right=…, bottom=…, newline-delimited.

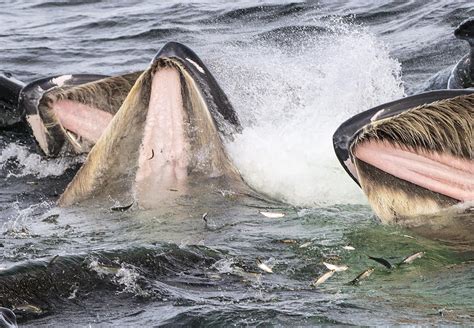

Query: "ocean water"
left=0, top=0, right=473, bottom=326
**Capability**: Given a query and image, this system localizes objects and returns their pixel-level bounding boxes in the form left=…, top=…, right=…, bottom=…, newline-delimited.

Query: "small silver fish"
left=47, top=255, right=60, bottom=267
left=42, top=214, right=59, bottom=224
left=400, top=251, right=425, bottom=265
left=94, top=263, right=121, bottom=276
left=279, top=239, right=297, bottom=244
left=256, top=258, right=273, bottom=273
left=350, top=268, right=375, bottom=285
left=312, top=270, right=335, bottom=287
left=323, top=262, right=348, bottom=272
left=368, top=256, right=393, bottom=269
left=259, top=211, right=285, bottom=218
left=343, top=245, right=355, bottom=251
left=299, top=242, right=312, bottom=248
left=208, top=273, right=221, bottom=280
left=203, top=213, right=217, bottom=230
left=14, top=304, right=43, bottom=314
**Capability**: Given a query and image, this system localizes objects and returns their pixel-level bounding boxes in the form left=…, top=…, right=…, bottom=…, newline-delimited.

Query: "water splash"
left=1, top=200, right=52, bottom=238
left=88, top=257, right=149, bottom=297
left=212, top=258, right=235, bottom=274
left=114, top=264, right=150, bottom=297
left=211, top=23, right=404, bottom=206
left=0, top=142, right=83, bottom=178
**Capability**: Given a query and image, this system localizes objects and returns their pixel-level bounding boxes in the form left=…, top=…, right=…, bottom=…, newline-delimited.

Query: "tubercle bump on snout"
left=151, top=58, right=184, bottom=76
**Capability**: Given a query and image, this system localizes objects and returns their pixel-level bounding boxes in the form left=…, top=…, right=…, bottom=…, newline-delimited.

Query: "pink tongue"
left=354, top=141, right=474, bottom=202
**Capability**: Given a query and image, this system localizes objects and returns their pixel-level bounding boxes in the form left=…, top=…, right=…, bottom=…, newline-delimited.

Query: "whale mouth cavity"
left=55, top=43, right=248, bottom=208
left=135, top=65, right=189, bottom=198
left=353, top=140, right=474, bottom=202
left=53, top=99, right=113, bottom=149
left=133, top=58, right=245, bottom=207
left=133, top=62, right=192, bottom=206
left=339, top=92, right=474, bottom=221
left=23, top=72, right=141, bottom=156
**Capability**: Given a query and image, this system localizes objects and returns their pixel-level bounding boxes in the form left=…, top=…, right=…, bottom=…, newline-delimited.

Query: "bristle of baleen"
left=353, top=94, right=473, bottom=159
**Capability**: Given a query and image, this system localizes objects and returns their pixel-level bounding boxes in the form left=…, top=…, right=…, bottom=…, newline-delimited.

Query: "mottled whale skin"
left=333, top=90, right=473, bottom=243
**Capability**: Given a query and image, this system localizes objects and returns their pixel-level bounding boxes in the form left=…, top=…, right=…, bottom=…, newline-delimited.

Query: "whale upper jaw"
left=333, top=90, right=474, bottom=232
left=21, top=42, right=248, bottom=208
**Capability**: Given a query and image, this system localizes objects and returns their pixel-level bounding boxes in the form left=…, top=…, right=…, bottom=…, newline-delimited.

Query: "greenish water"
left=0, top=187, right=472, bottom=325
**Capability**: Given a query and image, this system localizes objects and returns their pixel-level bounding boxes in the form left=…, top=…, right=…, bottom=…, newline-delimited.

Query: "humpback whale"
left=0, top=73, right=25, bottom=129
left=333, top=90, right=473, bottom=242
left=427, top=18, right=474, bottom=90
left=448, top=18, right=474, bottom=89
left=21, top=72, right=136, bottom=156
left=1, top=42, right=254, bottom=209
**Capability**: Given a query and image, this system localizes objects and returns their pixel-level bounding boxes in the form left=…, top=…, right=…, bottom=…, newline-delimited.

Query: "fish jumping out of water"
left=0, top=42, right=256, bottom=209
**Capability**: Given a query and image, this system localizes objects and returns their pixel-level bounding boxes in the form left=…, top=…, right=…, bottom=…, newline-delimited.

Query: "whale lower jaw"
left=58, top=60, right=246, bottom=208
left=353, top=158, right=474, bottom=244
left=352, top=137, right=473, bottom=227
left=353, top=157, right=460, bottom=224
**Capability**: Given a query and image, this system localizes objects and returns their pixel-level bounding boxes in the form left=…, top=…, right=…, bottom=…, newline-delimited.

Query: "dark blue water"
left=0, top=1, right=473, bottom=326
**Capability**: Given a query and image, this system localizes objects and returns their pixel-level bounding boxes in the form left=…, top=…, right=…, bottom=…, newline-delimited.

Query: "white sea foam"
left=211, top=23, right=404, bottom=206
left=212, top=258, right=235, bottom=274
left=1, top=200, right=52, bottom=237
left=114, top=264, right=149, bottom=297
left=0, top=142, right=83, bottom=178
left=88, top=258, right=149, bottom=296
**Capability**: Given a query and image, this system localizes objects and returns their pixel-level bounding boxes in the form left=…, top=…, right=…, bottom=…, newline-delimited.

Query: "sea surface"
left=0, top=0, right=473, bottom=326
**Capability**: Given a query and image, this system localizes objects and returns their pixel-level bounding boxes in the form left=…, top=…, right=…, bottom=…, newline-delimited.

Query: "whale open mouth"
left=351, top=97, right=473, bottom=202
left=22, top=72, right=140, bottom=156
left=18, top=42, right=249, bottom=208
left=127, top=57, right=243, bottom=208
left=353, top=141, right=473, bottom=202
left=33, top=42, right=247, bottom=208
left=333, top=90, right=473, bottom=221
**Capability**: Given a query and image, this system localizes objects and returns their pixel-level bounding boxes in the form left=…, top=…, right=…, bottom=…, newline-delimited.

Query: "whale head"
left=333, top=90, right=473, bottom=241
left=47, top=42, right=250, bottom=208
left=454, top=18, right=474, bottom=43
